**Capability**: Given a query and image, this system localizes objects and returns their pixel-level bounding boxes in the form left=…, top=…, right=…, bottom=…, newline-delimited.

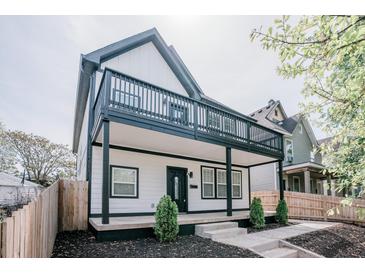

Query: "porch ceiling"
left=96, top=122, right=277, bottom=167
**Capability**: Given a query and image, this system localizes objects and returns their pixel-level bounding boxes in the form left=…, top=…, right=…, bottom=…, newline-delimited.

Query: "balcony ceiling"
left=95, top=122, right=277, bottom=167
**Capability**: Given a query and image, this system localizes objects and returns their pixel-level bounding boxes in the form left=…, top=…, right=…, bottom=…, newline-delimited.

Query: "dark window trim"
left=201, top=165, right=243, bottom=200
left=110, top=165, right=139, bottom=199
left=201, top=166, right=216, bottom=199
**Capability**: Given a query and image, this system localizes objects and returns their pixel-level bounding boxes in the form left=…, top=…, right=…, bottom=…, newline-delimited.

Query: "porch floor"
left=89, top=211, right=275, bottom=231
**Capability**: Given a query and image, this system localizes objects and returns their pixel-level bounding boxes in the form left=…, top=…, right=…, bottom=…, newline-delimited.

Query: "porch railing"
left=93, top=68, right=283, bottom=157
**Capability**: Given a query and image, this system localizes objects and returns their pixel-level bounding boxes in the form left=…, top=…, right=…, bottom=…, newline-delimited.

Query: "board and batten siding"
left=250, top=162, right=277, bottom=191
left=76, top=94, right=89, bottom=181
left=90, top=146, right=249, bottom=214
left=94, top=42, right=188, bottom=98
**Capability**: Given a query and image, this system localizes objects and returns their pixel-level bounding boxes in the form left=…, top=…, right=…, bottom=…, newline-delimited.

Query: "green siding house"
left=249, top=99, right=336, bottom=196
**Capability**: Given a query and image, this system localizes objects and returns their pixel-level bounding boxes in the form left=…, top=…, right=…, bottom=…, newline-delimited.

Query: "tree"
left=154, top=195, right=179, bottom=242
left=2, top=129, right=76, bottom=185
left=251, top=16, right=365, bottom=203
left=250, top=197, right=265, bottom=228
left=0, top=122, right=17, bottom=175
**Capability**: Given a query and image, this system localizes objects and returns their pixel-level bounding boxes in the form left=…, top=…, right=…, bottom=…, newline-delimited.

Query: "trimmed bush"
left=154, top=195, right=179, bottom=242
left=250, top=197, right=265, bottom=229
left=276, top=199, right=288, bottom=224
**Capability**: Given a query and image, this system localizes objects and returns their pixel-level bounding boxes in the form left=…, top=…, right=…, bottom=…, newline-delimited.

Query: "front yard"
left=286, top=223, right=365, bottom=258
left=51, top=231, right=260, bottom=258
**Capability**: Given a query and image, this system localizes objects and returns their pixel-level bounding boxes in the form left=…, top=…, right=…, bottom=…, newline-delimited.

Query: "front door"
left=166, top=166, right=187, bottom=212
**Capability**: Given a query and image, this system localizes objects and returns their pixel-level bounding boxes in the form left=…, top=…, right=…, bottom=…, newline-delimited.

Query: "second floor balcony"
left=92, top=68, right=284, bottom=159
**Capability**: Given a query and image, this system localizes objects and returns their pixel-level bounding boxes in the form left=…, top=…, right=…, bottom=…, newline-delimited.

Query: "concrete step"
left=195, top=222, right=238, bottom=236
left=250, top=240, right=280, bottom=252
left=261, top=247, right=299, bottom=258
left=200, top=227, right=247, bottom=240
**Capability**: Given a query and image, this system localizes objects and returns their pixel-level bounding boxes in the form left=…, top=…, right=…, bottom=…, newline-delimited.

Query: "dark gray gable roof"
left=73, top=28, right=205, bottom=152
left=249, top=100, right=291, bottom=135
left=280, top=114, right=300, bottom=133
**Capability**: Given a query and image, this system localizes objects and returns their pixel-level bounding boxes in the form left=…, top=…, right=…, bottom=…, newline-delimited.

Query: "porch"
left=89, top=210, right=276, bottom=240
left=90, top=210, right=274, bottom=231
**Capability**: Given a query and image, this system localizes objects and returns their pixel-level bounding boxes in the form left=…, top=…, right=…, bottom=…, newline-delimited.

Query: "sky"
left=0, top=16, right=325, bottom=148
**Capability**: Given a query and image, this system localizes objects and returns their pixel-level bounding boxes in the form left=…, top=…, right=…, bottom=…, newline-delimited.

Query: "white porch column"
left=331, top=180, right=336, bottom=197
left=323, top=181, right=328, bottom=196
left=304, top=170, right=311, bottom=193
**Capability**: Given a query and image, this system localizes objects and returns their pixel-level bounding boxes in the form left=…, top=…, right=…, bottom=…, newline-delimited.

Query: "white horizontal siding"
left=250, top=163, right=276, bottom=191
left=76, top=94, right=89, bottom=181
left=90, top=147, right=249, bottom=214
left=100, top=42, right=188, bottom=96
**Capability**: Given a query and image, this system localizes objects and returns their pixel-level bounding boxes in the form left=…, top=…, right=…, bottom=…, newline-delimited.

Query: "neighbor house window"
left=285, top=139, right=293, bottom=162
left=111, top=166, right=138, bottom=197
left=216, top=169, right=227, bottom=198
left=291, top=176, right=301, bottom=192
left=202, top=167, right=215, bottom=198
left=232, top=171, right=242, bottom=198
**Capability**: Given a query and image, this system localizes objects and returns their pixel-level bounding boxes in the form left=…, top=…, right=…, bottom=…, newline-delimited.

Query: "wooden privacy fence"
left=0, top=180, right=88, bottom=258
left=58, top=180, right=88, bottom=231
left=253, top=191, right=365, bottom=224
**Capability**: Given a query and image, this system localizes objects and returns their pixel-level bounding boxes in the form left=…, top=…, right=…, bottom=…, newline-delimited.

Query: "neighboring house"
left=0, top=172, right=43, bottom=207
left=72, top=28, right=285, bottom=229
left=249, top=99, right=336, bottom=196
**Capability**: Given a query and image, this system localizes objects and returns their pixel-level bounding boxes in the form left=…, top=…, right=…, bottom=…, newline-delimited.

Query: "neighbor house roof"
left=0, top=172, right=43, bottom=188
left=249, top=99, right=319, bottom=146
left=249, top=100, right=292, bottom=135
left=73, top=28, right=256, bottom=152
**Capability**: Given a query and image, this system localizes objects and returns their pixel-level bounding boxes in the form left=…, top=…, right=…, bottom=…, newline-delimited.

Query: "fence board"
left=253, top=191, right=365, bottom=224
left=58, top=180, right=88, bottom=232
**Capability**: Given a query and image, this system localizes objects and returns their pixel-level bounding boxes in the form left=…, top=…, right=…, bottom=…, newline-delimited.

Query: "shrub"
left=154, top=195, right=179, bottom=242
left=276, top=199, right=288, bottom=224
left=250, top=197, right=265, bottom=229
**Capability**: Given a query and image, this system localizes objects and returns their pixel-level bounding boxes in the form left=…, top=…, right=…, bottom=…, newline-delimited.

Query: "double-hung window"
left=111, top=166, right=138, bottom=198
left=216, top=169, right=227, bottom=198
left=285, top=139, right=293, bottom=162
left=232, top=171, right=242, bottom=198
left=202, top=167, right=215, bottom=198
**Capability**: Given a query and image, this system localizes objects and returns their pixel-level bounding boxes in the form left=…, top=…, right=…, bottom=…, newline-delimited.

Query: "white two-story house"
left=73, top=29, right=285, bottom=240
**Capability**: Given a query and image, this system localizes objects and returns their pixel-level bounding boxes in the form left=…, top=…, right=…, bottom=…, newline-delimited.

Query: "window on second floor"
left=310, top=150, right=315, bottom=162
left=285, top=139, right=294, bottom=162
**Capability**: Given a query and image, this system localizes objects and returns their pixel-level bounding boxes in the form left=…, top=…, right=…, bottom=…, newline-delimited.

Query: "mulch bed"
left=286, top=223, right=365, bottom=258
left=51, top=231, right=261, bottom=258
left=247, top=222, right=295, bottom=234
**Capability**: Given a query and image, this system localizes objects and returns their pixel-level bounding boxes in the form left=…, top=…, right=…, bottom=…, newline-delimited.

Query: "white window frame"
left=232, top=171, right=242, bottom=198
left=202, top=167, right=215, bottom=198
left=216, top=169, right=227, bottom=198
left=111, top=166, right=138, bottom=198
left=285, top=139, right=294, bottom=162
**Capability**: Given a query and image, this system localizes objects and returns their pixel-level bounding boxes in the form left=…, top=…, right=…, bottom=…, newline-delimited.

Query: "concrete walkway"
left=218, top=220, right=338, bottom=257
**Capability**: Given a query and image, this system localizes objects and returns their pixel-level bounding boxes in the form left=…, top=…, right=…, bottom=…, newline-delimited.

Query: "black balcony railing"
left=93, top=68, right=283, bottom=157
